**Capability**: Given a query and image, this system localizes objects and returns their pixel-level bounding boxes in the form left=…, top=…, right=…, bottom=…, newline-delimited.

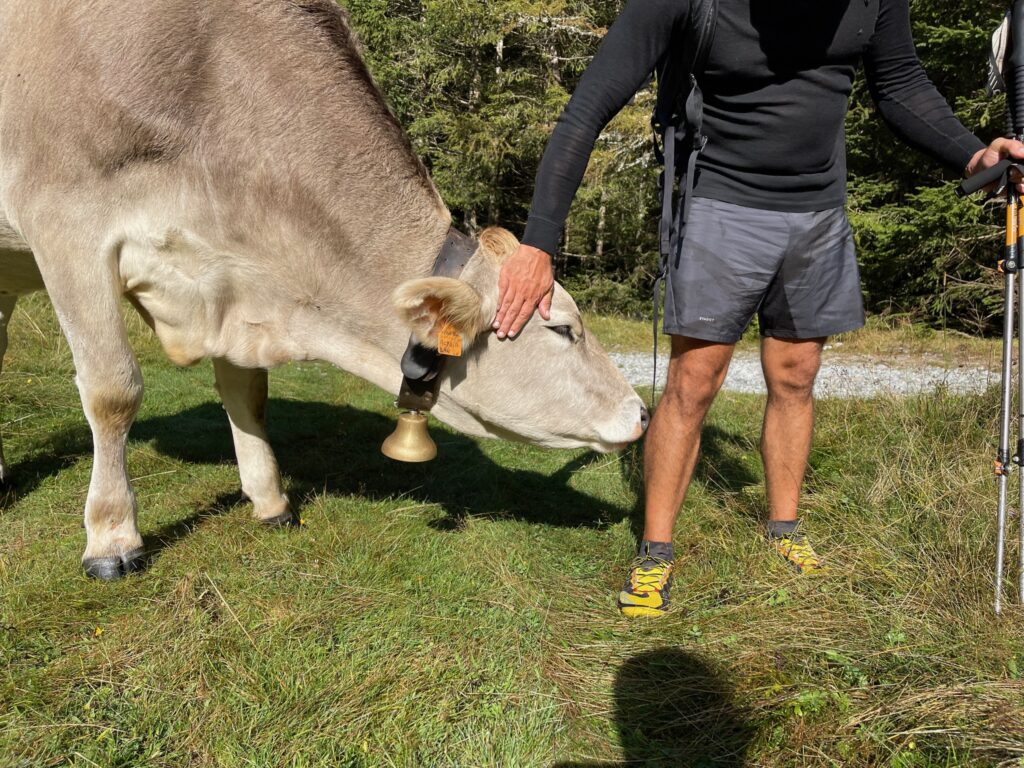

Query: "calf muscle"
left=643, top=337, right=734, bottom=542
left=760, top=337, right=824, bottom=522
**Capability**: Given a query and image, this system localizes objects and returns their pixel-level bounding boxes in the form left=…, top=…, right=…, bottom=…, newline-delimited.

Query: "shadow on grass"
left=4, top=400, right=628, bottom=572
left=126, top=400, right=625, bottom=530
left=617, top=423, right=762, bottom=543
left=141, top=490, right=245, bottom=566
left=553, top=647, right=753, bottom=768
left=0, top=425, right=92, bottom=511
left=696, top=425, right=762, bottom=523
left=6, top=398, right=761, bottom=555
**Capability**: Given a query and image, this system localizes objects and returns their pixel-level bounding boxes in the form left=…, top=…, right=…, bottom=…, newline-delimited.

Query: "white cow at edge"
left=0, top=0, right=647, bottom=578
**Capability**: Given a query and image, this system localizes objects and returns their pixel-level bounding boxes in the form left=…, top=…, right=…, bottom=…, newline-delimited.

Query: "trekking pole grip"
left=958, top=159, right=1012, bottom=197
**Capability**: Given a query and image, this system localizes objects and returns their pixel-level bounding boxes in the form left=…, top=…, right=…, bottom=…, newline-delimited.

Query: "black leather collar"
left=396, top=226, right=478, bottom=411
left=431, top=227, right=477, bottom=279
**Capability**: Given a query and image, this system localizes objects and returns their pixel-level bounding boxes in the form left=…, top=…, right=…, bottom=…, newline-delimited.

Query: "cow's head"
left=393, top=228, right=648, bottom=451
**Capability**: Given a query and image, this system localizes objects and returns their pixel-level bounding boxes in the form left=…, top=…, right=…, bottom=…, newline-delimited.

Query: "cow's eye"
left=548, top=325, right=576, bottom=342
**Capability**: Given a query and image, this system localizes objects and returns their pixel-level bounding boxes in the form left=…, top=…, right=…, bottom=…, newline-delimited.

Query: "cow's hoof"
left=259, top=510, right=297, bottom=528
left=83, top=549, right=146, bottom=581
left=83, top=557, right=124, bottom=581
left=121, top=548, right=147, bottom=574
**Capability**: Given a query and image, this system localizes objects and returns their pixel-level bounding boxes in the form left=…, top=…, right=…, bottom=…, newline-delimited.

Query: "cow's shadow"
left=0, top=428, right=91, bottom=510
left=3, top=397, right=764, bottom=567
left=129, top=399, right=629, bottom=531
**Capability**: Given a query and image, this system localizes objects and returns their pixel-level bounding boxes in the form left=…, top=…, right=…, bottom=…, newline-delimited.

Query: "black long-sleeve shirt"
left=522, top=0, right=986, bottom=256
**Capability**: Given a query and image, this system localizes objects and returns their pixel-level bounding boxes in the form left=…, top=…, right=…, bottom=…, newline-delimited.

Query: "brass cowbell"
left=381, top=411, right=437, bottom=462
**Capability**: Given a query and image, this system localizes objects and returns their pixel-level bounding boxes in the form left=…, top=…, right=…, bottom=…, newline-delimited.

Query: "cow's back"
left=0, top=0, right=450, bottom=352
left=0, top=0, right=445, bottom=262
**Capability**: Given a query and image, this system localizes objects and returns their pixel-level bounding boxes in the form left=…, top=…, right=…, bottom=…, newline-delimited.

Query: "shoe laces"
left=629, top=555, right=672, bottom=592
left=777, top=534, right=821, bottom=568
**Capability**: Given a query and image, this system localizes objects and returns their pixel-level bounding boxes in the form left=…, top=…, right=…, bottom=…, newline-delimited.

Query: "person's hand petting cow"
left=492, top=244, right=555, bottom=339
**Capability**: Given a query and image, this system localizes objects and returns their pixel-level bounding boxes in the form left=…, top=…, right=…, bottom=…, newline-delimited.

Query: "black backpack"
left=652, top=0, right=718, bottom=259
left=649, top=0, right=718, bottom=400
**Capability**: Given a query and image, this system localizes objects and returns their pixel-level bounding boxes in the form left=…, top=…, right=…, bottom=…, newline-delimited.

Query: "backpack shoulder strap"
left=652, top=0, right=718, bottom=260
left=652, top=0, right=718, bottom=133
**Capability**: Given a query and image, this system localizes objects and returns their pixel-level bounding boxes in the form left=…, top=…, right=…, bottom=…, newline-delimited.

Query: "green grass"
left=1, top=293, right=1023, bottom=767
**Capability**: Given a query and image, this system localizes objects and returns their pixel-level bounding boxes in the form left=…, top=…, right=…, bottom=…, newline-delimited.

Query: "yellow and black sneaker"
left=769, top=531, right=827, bottom=574
left=617, top=551, right=674, bottom=618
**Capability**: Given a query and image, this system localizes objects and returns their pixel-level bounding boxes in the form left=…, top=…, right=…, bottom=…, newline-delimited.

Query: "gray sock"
left=637, top=540, right=674, bottom=564
left=766, top=519, right=800, bottom=540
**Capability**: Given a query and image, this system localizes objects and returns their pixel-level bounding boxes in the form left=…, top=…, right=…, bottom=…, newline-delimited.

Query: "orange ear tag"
left=437, top=321, right=463, bottom=357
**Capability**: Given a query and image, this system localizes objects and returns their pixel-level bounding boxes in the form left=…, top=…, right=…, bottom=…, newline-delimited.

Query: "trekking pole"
left=962, top=158, right=1023, bottom=615
left=1010, top=2, right=1024, bottom=617
left=998, top=184, right=1017, bottom=617
left=958, top=0, right=1024, bottom=614
left=1016, top=181, right=1024, bottom=612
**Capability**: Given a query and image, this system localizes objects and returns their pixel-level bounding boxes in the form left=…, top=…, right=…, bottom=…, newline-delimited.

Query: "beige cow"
left=0, top=0, right=647, bottom=579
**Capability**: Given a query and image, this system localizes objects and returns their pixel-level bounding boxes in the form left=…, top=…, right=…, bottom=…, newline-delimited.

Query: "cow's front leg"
left=41, top=268, right=144, bottom=579
left=0, top=294, right=18, bottom=488
left=213, top=359, right=293, bottom=525
left=77, top=341, right=144, bottom=579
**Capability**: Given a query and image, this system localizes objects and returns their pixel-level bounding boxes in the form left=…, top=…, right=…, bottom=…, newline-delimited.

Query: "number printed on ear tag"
left=437, top=321, right=463, bottom=357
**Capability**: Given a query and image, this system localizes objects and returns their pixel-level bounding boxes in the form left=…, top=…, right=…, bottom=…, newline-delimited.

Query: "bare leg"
left=0, top=294, right=18, bottom=487
left=760, top=337, right=824, bottom=522
left=643, top=336, right=735, bottom=543
left=212, top=359, right=292, bottom=525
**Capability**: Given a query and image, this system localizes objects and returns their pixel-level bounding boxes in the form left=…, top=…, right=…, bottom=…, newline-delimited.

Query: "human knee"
left=765, top=357, right=818, bottom=401
left=661, top=373, right=720, bottom=414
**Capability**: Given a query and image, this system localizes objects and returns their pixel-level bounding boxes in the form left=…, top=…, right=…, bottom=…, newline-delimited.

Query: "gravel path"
left=610, top=350, right=997, bottom=399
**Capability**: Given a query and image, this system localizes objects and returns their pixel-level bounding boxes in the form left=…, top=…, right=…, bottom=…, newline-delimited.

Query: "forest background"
left=346, top=0, right=1008, bottom=333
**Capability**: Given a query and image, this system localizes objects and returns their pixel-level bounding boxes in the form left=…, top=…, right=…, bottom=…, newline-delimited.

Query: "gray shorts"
left=663, top=197, right=866, bottom=343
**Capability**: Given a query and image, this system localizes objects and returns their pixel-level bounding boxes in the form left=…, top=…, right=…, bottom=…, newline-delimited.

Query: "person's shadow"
left=553, top=648, right=753, bottom=767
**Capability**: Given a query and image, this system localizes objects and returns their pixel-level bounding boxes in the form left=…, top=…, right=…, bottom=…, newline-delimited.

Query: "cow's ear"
left=392, top=277, right=488, bottom=349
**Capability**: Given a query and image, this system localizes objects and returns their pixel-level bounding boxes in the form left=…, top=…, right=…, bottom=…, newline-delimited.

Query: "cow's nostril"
left=640, top=405, right=650, bottom=432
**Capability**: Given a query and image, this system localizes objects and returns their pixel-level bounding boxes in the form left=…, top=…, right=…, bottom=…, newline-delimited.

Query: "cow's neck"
left=281, top=184, right=454, bottom=394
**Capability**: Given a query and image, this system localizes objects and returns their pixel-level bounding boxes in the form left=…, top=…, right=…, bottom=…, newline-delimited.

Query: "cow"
left=0, top=0, right=648, bottom=580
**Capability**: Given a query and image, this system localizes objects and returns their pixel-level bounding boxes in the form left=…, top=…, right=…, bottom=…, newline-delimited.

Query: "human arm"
left=862, top=0, right=987, bottom=173
left=494, top=0, right=687, bottom=339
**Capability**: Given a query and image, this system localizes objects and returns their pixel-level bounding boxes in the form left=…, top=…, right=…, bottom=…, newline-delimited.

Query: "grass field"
left=1, top=294, right=1023, bottom=767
